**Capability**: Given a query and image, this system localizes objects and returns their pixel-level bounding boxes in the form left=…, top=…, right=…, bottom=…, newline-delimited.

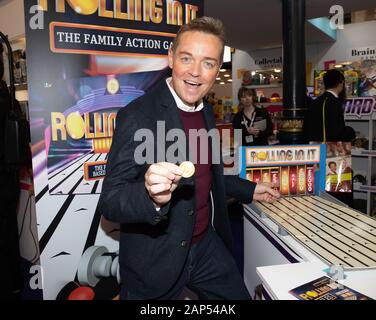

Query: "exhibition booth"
left=1, top=1, right=376, bottom=301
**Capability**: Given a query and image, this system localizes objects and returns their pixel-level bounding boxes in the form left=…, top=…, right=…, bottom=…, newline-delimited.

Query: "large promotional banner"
left=24, top=0, right=203, bottom=299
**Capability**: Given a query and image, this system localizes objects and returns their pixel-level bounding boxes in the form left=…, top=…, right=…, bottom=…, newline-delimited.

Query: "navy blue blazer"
left=303, top=91, right=355, bottom=142
left=98, top=79, right=256, bottom=298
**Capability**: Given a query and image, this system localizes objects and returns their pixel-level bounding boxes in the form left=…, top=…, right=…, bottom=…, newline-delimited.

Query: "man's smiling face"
left=168, top=31, right=222, bottom=107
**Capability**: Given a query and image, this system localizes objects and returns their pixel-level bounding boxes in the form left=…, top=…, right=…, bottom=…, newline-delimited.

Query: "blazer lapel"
left=202, top=102, right=222, bottom=174
left=202, top=102, right=216, bottom=131
left=156, top=81, right=187, bottom=165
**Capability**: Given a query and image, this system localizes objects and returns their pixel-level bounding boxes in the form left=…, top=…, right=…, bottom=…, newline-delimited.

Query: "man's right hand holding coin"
left=145, top=162, right=183, bottom=207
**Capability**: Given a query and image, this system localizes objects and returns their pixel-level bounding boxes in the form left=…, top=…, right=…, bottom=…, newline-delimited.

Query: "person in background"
left=303, top=69, right=355, bottom=143
left=232, top=87, right=273, bottom=146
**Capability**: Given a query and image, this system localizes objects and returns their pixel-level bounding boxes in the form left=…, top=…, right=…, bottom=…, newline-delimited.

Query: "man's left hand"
left=253, top=183, right=280, bottom=203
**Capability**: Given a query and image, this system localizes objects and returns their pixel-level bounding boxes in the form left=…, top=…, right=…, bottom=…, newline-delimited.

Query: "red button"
left=68, top=286, right=95, bottom=300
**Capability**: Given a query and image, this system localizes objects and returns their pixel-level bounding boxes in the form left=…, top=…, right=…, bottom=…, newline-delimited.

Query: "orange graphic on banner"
left=93, top=138, right=113, bottom=154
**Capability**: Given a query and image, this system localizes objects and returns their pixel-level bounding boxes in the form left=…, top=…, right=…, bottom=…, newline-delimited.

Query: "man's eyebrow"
left=177, top=51, right=192, bottom=56
left=178, top=51, right=219, bottom=62
left=203, top=57, right=219, bottom=62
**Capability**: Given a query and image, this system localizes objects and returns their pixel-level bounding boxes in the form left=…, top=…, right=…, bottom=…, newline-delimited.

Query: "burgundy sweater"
left=179, top=109, right=212, bottom=244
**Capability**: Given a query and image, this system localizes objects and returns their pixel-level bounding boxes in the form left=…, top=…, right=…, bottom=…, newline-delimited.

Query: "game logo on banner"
left=245, top=145, right=320, bottom=167
left=243, top=145, right=321, bottom=197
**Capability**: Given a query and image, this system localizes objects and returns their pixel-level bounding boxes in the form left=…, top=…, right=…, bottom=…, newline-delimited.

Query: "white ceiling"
left=204, top=0, right=376, bottom=52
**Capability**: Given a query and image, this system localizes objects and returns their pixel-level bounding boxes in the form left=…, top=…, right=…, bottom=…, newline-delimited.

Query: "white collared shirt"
left=166, top=77, right=204, bottom=112
left=326, top=90, right=339, bottom=98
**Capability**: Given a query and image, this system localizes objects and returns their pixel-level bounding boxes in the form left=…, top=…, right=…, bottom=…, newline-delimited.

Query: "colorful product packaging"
left=297, top=165, right=306, bottom=195
left=270, top=167, right=280, bottom=191
left=306, top=165, right=315, bottom=194
left=289, top=166, right=297, bottom=195
left=262, top=169, right=271, bottom=184
left=281, top=166, right=289, bottom=196
left=252, top=169, right=261, bottom=184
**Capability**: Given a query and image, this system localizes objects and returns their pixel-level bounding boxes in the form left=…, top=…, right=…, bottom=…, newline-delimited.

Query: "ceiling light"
left=224, top=74, right=230, bottom=77
left=227, top=79, right=232, bottom=82
left=251, top=71, right=256, bottom=76
left=274, top=68, right=281, bottom=73
left=216, top=77, right=221, bottom=80
left=334, top=64, right=343, bottom=68
left=220, top=82, right=225, bottom=85
left=220, top=69, right=227, bottom=72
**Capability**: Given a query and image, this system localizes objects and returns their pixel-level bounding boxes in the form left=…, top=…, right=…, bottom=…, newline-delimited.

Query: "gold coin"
left=257, top=151, right=267, bottom=161
left=66, top=112, right=85, bottom=140
left=107, top=78, right=120, bottom=95
left=67, top=0, right=99, bottom=15
left=179, top=161, right=195, bottom=178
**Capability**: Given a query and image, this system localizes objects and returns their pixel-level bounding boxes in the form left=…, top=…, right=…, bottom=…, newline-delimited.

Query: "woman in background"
left=232, top=87, right=273, bottom=146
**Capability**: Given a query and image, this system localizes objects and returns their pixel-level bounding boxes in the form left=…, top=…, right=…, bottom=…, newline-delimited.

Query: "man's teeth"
left=185, top=80, right=201, bottom=86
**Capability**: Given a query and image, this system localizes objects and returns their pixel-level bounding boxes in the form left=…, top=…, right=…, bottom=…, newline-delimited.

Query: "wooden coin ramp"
left=254, top=196, right=376, bottom=269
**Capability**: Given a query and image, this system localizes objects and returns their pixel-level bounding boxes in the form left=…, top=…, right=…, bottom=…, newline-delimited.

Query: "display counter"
left=240, top=144, right=376, bottom=300
left=243, top=194, right=376, bottom=300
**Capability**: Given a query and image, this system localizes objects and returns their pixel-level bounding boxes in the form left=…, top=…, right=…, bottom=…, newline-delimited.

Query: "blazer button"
left=154, top=215, right=161, bottom=222
left=187, top=209, right=194, bottom=216
left=181, top=240, right=187, bottom=247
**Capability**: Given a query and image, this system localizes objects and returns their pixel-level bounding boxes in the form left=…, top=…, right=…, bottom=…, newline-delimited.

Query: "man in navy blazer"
left=98, top=17, right=280, bottom=300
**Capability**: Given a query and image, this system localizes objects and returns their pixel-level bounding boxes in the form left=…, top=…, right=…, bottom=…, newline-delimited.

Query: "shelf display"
left=242, top=69, right=283, bottom=87
left=352, top=59, right=376, bottom=97
left=213, top=96, right=233, bottom=124
left=344, top=76, right=376, bottom=216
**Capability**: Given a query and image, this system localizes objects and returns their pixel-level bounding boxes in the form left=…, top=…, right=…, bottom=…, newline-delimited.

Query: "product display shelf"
left=351, top=149, right=376, bottom=157
left=345, top=114, right=376, bottom=216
